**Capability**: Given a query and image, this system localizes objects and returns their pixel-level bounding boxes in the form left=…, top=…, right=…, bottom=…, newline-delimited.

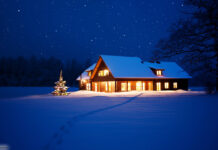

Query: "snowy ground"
left=0, top=87, right=218, bottom=150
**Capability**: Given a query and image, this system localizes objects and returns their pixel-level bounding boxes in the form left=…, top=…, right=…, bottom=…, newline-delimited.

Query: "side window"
left=173, top=82, right=178, bottom=89
left=164, top=82, right=169, bottom=89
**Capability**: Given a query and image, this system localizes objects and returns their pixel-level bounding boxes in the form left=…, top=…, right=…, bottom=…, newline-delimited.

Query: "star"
left=44, top=34, right=48, bottom=39
left=148, top=41, right=152, bottom=45
left=17, top=9, right=21, bottom=13
left=122, top=34, right=126, bottom=37
left=116, top=12, right=121, bottom=16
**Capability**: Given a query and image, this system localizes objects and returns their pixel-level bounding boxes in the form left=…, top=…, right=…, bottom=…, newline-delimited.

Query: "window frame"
left=98, top=69, right=109, bottom=76
left=156, top=82, right=161, bottom=91
left=173, top=82, right=178, bottom=89
left=164, top=82, right=169, bottom=89
left=156, top=70, right=162, bottom=76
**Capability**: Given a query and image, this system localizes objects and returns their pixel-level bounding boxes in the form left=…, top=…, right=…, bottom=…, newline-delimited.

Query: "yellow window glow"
left=98, top=70, right=109, bottom=76
left=98, top=70, right=104, bottom=76
left=105, top=82, right=108, bottom=91
left=142, top=82, right=145, bottom=90
left=128, top=82, right=131, bottom=91
left=104, top=70, right=109, bottom=76
left=121, top=83, right=127, bottom=91
left=108, top=82, right=112, bottom=92
left=164, top=82, right=169, bottom=89
left=95, top=83, right=98, bottom=92
left=156, top=70, right=162, bottom=76
left=86, top=83, right=91, bottom=91
left=156, top=82, right=161, bottom=91
left=136, top=81, right=142, bottom=91
left=173, top=82, right=178, bottom=89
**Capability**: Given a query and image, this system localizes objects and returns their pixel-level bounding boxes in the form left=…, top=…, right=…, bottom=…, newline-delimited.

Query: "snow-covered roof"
left=76, top=63, right=96, bottom=80
left=85, top=63, right=96, bottom=72
left=100, top=55, right=191, bottom=79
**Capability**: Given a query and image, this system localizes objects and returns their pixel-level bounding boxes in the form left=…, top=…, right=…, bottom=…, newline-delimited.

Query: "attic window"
left=88, top=71, right=91, bottom=76
left=156, top=70, right=162, bottom=76
left=98, top=69, right=109, bottom=76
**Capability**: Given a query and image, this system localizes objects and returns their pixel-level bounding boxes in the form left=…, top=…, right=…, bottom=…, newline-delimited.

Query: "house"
left=77, top=55, right=191, bottom=92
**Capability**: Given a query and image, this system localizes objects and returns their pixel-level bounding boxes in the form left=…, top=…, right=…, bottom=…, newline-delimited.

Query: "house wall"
left=114, top=79, right=188, bottom=92
left=85, top=78, right=188, bottom=92
left=92, top=60, right=115, bottom=82
left=92, top=81, right=115, bottom=92
left=152, top=79, right=188, bottom=91
left=79, top=80, right=91, bottom=90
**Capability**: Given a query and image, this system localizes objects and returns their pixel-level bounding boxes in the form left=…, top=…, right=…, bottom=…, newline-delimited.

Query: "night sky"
left=0, top=0, right=185, bottom=63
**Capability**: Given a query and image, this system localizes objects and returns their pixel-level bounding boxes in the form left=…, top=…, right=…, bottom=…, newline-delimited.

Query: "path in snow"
left=44, top=92, right=144, bottom=150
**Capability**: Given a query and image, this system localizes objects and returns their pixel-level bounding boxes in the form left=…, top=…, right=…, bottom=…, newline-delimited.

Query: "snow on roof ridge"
left=100, top=55, right=179, bottom=65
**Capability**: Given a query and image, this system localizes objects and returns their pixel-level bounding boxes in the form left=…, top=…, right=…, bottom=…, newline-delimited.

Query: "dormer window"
left=88, top=71, right=92, bottom=76
left=156, top=70, right=162, bottom=76
left=150, top=68, right=164, bottom=76
left=98, top=69, right=109, bottom=76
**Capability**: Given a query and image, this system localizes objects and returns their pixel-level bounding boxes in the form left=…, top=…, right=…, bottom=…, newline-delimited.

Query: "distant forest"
left=0, top=56, right=91, bottom=87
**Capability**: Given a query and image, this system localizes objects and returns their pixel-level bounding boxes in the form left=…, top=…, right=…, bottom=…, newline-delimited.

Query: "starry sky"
left=0, top=0, right=185, bottom=63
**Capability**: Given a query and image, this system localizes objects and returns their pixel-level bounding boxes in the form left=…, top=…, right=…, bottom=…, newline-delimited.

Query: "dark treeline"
left=0, top=56, right=91, bottom=87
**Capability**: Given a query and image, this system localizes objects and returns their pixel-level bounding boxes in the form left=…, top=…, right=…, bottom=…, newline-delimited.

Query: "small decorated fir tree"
left=52, top=70, right=69, bottom=96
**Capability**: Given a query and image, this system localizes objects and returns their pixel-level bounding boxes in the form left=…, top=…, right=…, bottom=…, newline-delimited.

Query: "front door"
left=147, top=81, right=153, bottom=90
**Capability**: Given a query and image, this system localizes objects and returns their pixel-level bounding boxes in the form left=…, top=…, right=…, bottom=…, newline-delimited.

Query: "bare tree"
left=152, top=0, right=218, bottom=91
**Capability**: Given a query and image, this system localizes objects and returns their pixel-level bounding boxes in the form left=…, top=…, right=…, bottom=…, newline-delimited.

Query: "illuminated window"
left=142, top=82, right=145, bottom=90
left=95, top=83, right=98, bottom=92
left=128, top=82, right=131, bottom=91
left=164, top=82, right=169, bottom=89
left=81, top=79, right=86, bottom=85
left=136, top=81, right=142, bottom=91
left=104, top=70, right=109, bottom=76
left=108, top=82, right=112, bottom=92
left=156, top=70, right=162, bottom=76
left=98, top=69, right=109, bottom=76
left=105, top=82, right=108, bottom=91
left=173, top=82, right=178, bottom=89
left=121, top=83, right=127, bottom=91
left=156, top=82, right=161, bottom=91
left=88, top=72, right=91, bottom=76
left=86, top=83, right=91, bottom=91
left=98, top=70, right=104, bottom=76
